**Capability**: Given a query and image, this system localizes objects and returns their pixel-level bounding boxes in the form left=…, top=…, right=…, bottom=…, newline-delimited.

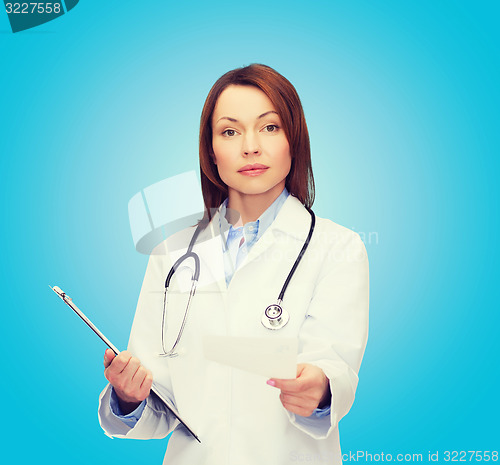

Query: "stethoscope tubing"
left=161, top=222, right=205, bottom=356
left=277, top=206, right=315, bottom=302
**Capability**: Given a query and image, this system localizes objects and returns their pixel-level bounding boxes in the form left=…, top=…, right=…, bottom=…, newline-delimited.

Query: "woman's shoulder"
left=312, top=212, right=366, bottom=256
left=280, top=195, right=364, bottom=250
left=148, top=224, right=198, bottom=256
left=315, top=214, right=359, bottom=239
left=149, top=213, right=222, bottom=257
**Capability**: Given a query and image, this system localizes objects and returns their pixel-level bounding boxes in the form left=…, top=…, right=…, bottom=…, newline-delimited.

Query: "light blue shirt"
left=219, top=187, right=289, bottom=286
left=109, top=387, right=146, bottom=427
left=110, top=187, right=330, bottom=425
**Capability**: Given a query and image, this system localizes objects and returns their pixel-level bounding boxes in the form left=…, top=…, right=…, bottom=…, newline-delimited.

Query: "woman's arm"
left=270, top=229, right=369, bottom=439
left=98, top=245, right=179, bottom=439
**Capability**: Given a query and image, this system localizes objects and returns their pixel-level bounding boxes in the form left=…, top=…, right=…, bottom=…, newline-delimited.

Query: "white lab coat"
left=98, top=195, right=369, bottom=465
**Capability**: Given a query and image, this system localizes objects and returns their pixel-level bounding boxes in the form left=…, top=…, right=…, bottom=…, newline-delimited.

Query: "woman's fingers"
left=103, top=350, right=152, bottom=404
left=132, top=365, right=150, bottom=392
left=103, top=349, right=116, bottom=368
left=279, top=393, right=316, bottom=417
left=139, top=370, right=154, bottom=399
left=280, top=392, right=318, bottom=415
left=268, top=363, right=329, bottom=416
left=107, top=353, right=138, bottom=392
left=104, top=351, right=129, bottom=382
left=121, top=356, right=141, bottom=380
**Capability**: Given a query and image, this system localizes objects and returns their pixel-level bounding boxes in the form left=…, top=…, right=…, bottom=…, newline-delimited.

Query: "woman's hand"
left=267, top=363, right=331, bottom=417
left=103, top=349, right=153, bottom=414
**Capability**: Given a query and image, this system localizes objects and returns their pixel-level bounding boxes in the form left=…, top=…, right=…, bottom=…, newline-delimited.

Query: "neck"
left=227, top=184, right=284, bottom=225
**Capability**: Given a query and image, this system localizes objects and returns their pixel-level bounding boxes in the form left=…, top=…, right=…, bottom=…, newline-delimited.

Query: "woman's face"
left=211, top=85, right=291, bottom=203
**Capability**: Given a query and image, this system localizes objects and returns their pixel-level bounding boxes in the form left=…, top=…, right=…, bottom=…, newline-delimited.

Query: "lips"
left=238, top=163, right=269, bottom=172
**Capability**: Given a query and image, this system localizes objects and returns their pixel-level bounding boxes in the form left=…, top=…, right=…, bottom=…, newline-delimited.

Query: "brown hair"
left=199, top=63, right=315, bottom=219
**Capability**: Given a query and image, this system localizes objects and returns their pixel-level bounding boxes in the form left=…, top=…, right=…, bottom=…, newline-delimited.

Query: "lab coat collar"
left=192, top=195, right=312, bottom=294
left=210, top=194, right=311, bottom=241
left=266, top=194, right=313, bottom=241
left=241, top=195, right=311, bottom=267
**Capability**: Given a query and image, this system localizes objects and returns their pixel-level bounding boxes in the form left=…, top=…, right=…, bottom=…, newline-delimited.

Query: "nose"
left=242, top=132, right=261, bottom=157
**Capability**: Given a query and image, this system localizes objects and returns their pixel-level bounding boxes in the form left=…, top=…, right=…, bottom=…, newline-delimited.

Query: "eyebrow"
left=215, top=110, right=279, bottom=124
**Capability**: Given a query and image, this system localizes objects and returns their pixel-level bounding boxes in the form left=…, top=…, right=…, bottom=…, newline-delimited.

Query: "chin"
left=231, top=182, right=285, bottom=197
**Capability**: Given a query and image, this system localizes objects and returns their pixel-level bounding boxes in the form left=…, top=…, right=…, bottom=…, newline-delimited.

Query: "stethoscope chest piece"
left=262, top=302, right=290, bottom=330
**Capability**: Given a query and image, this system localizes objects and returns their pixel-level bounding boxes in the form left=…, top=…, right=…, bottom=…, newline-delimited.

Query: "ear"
left=210, top=152, right=217, bottom=165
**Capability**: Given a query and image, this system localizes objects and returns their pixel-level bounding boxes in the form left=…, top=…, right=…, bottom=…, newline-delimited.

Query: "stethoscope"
left=159, top=207, right=315, bottom=357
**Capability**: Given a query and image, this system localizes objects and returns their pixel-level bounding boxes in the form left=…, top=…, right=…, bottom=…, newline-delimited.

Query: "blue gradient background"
left=1, top=1, right=498, bottom=463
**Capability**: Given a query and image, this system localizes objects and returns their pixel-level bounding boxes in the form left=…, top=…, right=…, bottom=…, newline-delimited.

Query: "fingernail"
left=267, top=380, right=276, bottom=387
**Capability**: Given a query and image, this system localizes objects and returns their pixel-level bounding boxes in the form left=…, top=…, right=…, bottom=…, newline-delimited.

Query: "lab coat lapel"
left=237, top=195, right=311, bottom=271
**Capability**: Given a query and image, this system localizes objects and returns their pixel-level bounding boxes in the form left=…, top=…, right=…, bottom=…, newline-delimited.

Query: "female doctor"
left=98, top=64, right=369, bottom=464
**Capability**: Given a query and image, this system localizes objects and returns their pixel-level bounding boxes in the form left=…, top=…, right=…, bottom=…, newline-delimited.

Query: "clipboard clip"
left=51, top=285, right=72, bottom=301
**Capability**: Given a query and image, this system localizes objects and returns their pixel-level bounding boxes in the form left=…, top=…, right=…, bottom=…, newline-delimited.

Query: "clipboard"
left=50, top=285, right=201, bottom=443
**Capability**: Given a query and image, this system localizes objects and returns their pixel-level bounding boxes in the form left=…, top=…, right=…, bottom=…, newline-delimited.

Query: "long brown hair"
left=199, top=64, right=315, bottom=220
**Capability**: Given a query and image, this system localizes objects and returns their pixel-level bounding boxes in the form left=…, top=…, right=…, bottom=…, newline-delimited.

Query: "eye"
left=263, top=124, right=279, bottom=133
left=222, top=129, right=237, bottom=137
